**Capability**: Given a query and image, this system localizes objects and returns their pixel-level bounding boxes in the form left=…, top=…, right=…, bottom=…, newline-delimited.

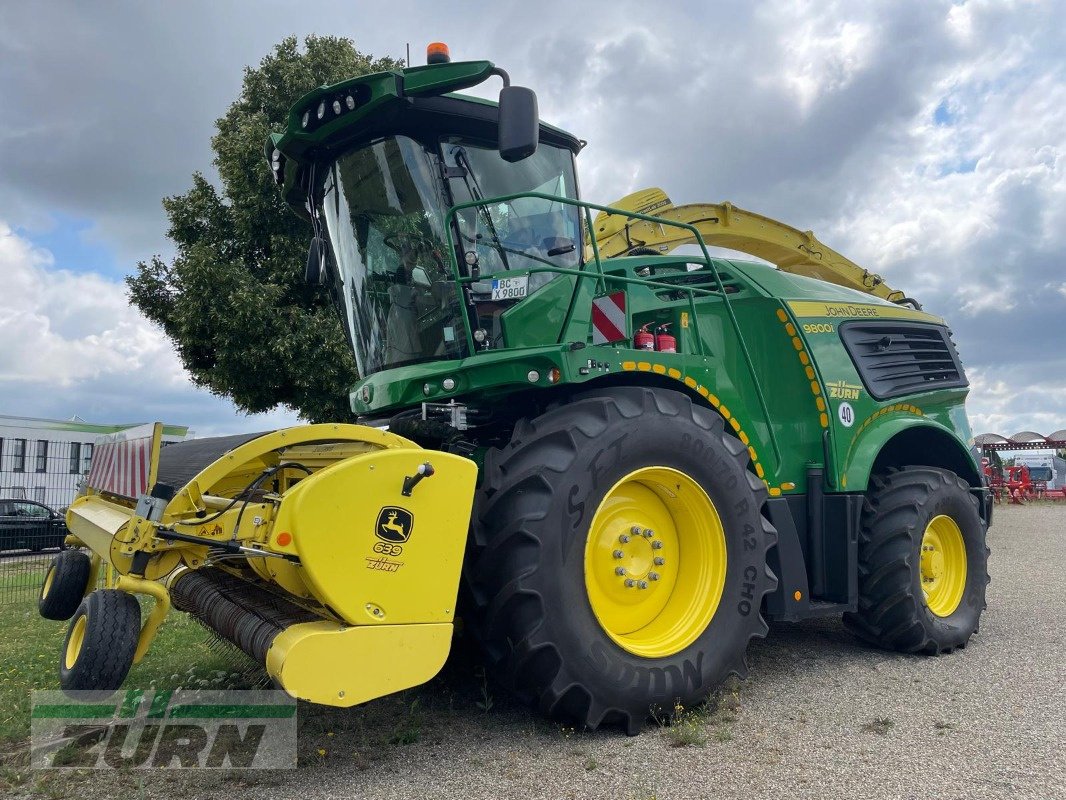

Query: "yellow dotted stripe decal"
left=842, top=403, right=925, bottom=487
left=850, top=402, right=925, bottom=443
left=620, top=361, right=774, bottom=490
left=775, top=307, right=828, bottom=429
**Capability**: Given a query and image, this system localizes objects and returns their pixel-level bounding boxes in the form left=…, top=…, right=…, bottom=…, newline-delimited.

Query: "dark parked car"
left=0, top=499, right=68, bottom=552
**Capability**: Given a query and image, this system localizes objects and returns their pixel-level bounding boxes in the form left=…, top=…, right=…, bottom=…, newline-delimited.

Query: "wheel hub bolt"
left=643, top=528, right=654, bottom=538
left=613, top=549, right=625, bottom=559
left=631, top=525, right=643, bottom=536
left=638, top=580, right=649, bottom=589
left=624, top=578, right=635, bottom=587
left=619, top=534, right=630, bottom=544
left=648, top=572, right=660, bottom=581
left=615, top=567, right=626, bottom=576
left=653, top=556, right=665, bottom=566
left=651, top=540, right=663, bottom=550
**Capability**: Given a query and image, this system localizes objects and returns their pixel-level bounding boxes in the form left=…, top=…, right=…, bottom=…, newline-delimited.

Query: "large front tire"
left=465, top=387, right=777, bottom=733
left=844, top=467, right=989, bottom=654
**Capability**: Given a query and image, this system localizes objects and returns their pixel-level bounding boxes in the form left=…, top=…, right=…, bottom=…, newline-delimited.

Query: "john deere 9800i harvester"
left=41, top=44, right=991, bottom=734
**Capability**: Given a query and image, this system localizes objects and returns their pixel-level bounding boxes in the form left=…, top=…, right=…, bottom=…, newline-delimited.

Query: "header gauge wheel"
left=39, top=550, right=92, bottom=621
left=465, top=387, right=777, bottom=734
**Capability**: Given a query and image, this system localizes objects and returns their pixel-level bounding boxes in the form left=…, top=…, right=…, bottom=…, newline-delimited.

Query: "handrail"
left=442, top=191, right=779, bottom=464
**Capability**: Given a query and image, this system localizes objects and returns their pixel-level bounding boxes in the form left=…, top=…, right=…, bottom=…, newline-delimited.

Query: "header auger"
left=43, top=44, right=990, bottom=735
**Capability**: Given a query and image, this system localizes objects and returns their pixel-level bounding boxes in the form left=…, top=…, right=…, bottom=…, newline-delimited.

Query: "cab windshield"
left=444, top=140, right=581, bottom=282
left=319, top=134, right=582, bottom=378
left=319, top=136, right=466, bottom=376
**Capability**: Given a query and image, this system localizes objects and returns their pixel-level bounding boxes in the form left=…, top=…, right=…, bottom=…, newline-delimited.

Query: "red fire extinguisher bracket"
left=655, top=324, right=677, bottom=353
left=634, top=323, right=655, bottom=351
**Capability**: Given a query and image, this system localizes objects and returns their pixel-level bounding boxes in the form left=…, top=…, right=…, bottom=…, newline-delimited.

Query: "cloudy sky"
left=1, top=0, right=1063, bottom=437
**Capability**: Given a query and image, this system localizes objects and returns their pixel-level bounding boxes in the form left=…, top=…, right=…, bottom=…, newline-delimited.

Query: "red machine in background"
left=976, top=430, right=1066, bottom=503
left=982, top=461, right=1064, bottom=504
left=984, top=460, right=1033, bottom=504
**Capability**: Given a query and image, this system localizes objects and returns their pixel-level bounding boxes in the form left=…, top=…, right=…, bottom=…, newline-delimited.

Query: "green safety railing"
left=443, top=192, right=776, bottom=458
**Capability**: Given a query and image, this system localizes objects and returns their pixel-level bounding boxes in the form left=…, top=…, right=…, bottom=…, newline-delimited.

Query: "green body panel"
left=351, top=251, right=978, bottom=496
left=271, top=58, right=980, bottom=499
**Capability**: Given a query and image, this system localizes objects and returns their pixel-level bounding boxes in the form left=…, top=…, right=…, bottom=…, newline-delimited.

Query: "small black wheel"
left=465, top=387, right=777, bottom=733
left=59, top=590, right=141, bottom=692
left=39, top=550, right=92, bottom=621
left=844, top=467, right=989, bottom=654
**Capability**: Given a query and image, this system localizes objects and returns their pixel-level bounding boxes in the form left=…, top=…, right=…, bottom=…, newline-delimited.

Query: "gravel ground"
left=22, top=503, right=1066, bottom=800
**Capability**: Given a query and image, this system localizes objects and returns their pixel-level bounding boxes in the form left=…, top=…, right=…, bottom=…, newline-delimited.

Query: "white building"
left=0, top=415, right=190, bottom=509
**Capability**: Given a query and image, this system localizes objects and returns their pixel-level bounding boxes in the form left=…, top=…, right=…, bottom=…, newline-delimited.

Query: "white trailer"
left=1014, top=452, right=1066, bottom=490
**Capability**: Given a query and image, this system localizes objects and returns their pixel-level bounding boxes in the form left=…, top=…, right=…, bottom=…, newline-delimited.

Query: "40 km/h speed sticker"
left=838, top=401, right=855, bottom=427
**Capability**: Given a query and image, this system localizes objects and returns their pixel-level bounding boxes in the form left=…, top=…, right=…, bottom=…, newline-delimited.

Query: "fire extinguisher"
left=634, top=323, right=655, bottom=351
left=655, top=324, right=677, bottom=353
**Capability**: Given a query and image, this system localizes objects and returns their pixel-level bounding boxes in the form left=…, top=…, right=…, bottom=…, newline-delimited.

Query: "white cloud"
left=0, top=0, right=1063, bottom=438
left=0, top=220, right=184, bottom=388
left=0, top=221, right=299, bottom=436
left=966, top=366, right=1066, bottom=437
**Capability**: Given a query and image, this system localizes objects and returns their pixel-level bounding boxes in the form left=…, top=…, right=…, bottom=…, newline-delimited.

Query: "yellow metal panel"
left=147, top=422, right=163, bottom=488
left=787, top=300, right=944, bottom=325
left=65, top=495, right=133, bottom=558
left=266, top=620, right=453, bottom=706
left=273, top=449, right=478, bottom=625
left=593, top=188, right=911, bottom=303
left=163, top=424, right=418, bottom=520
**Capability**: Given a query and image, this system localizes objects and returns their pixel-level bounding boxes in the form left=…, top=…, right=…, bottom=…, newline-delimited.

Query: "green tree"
left=128, top=36, right=402, bottom=421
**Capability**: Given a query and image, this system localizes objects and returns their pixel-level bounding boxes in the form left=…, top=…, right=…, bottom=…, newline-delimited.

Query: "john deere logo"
left=376, top=507, right=414, bottom=543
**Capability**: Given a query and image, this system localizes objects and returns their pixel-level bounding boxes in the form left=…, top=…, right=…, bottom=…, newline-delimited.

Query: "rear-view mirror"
left=498, top=85, right=539, bottom=162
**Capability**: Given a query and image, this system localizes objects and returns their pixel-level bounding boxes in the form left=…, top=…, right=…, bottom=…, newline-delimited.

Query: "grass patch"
left=861, top=717, right=894, bottom=736
left=0, top=587, right=537, bottom=796
left=0, top=597, right=262, bottom=752
left=0, top=563, right=47, bottom=599
left=654, top=680, right=742, bottom=748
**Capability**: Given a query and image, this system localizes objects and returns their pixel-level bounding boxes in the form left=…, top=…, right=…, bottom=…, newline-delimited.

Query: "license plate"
left=491, top=276, right=528, bottom=301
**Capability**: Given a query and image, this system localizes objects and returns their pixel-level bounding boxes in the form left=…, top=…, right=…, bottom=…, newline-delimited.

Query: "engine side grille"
left=839, top=321, right=967, bottom=400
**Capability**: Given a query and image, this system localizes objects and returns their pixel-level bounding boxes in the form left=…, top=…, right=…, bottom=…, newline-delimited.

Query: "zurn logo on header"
left=31, top=690, right=296, bottom=769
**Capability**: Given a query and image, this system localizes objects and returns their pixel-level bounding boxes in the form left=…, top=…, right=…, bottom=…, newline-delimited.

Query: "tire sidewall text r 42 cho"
left=468, top=387, right=777, bottom=732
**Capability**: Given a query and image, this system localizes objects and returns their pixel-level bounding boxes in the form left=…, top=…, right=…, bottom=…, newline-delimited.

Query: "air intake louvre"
left=653, top=270, right=743, bottom=300
left=839, top=321, right=967, bottom=400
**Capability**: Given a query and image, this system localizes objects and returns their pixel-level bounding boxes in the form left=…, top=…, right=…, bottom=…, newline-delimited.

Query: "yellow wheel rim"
left=65, top=615, right=87, bottom=670
left=920, top=515, right=967, bottom=617
left=42, top=566, right=55, bottom=599
left=583, top=466, right=727, bottom=658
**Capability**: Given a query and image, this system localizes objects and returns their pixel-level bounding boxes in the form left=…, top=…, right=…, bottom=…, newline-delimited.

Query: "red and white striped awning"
left=85, top=428, right=158, bottom=499
left=974, top=430, right=1066, bottom=451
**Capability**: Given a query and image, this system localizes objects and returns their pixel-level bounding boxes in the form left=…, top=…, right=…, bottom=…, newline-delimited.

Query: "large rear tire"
left=465, top=387, right=777, bottom=733
left=844, top=467, right=989, bottom=654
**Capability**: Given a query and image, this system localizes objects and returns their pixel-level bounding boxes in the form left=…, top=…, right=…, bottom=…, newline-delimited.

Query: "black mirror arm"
left=490, top=67, right=511, bottom=88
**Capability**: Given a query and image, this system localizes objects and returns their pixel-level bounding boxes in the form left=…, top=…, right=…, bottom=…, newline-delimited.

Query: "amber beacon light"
left=427, top=42, right=451, bottom=64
